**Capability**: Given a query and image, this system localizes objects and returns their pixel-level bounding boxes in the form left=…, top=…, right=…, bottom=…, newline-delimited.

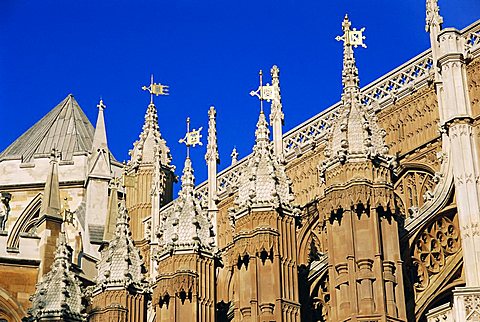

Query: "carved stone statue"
left=0, top=192, right=12, bottom=231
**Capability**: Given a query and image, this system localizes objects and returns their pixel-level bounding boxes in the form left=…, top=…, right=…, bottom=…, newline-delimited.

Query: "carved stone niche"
left=410, top=212, right=461, bottom=294
left=394, top=169, right=437, bottom=218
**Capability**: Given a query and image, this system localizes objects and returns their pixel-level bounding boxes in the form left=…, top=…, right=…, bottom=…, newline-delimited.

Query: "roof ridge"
left=0, top=95, right=96, bottom=162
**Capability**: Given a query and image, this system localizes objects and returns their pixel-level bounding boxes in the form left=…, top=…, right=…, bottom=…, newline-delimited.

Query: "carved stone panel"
left=395, top=170, right=437, bottom=218
left=377, top=87, right=439, bottom=156
left=411, top=213, right=461, bottom=293
left=467, top=57, right=480, bottom=117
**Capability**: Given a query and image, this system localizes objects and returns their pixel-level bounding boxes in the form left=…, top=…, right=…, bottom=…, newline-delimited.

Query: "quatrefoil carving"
left=412, top=215, right=460, bottom=291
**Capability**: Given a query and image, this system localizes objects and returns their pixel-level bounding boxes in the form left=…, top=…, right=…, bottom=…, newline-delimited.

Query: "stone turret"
left=152, top=156, right=216, bottom=322
left=84, top=99, right=112, bottom=256
left=126, top=96, right=175, bottom=247
left=234, top=110, right=294, bottom=212
left=227, top=103, right=300, bottom=321
left=319, top=15, right=406, bottom=321
left=27, top=232, right=85, bottom=322
left=37, top=149, right=63, bottom=278
left=321, top=16, right=391, bottom=170
left=89, top=203, right=148, bottom=321
left=269, top=65, right=285, bottom=160
left=205, top=106, right=220, bottom=240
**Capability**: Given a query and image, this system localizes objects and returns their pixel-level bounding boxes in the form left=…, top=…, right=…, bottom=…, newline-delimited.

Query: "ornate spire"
left=250, top=66, right=284, bottom=159
left=91, top=99, right=108, bottom=152
left=93, top=203, right=147, bottom=294
left=206, top=106, right=219, bottom=212
left=28, top=232, right=85, bottom=321
left=151, top=147, right=163, bottom=197
left=156, top=156, right=215, bottom=257
left=234, top=110, right=294, bottom=212
left=321, top=15, right=391, bottom=170
left=40, top=149, right=62, bottom=219
left=425, top=0, right=443, bottom=81
left=129, top=76, right=173, bottom=168
left=426, top=0, right=443, bottom=33
left=205, top=106, right=219, bottom=165
left=89, top=99, right=111, bottom=178
left=269, top=65, right=285, bottom=159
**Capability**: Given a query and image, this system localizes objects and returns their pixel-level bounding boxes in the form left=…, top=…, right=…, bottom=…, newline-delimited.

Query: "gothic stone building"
left=1, top=1, right=480, bottom=321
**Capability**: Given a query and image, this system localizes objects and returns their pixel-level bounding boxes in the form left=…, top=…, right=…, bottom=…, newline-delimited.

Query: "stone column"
left=439, top=28, right=480, bottom=285
left=436, top=27, right=480, bottom=318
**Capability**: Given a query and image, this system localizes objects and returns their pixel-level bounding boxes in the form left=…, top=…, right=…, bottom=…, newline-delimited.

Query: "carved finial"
left=336, top=15, right=366, bottom=95
left=180, top=157, right=195, bottom=196
left=269, top=65, right=284, bottom=159
left=205, top=106, right=219, bottom=164
left=231, top=147, right=239, bottom=165
left=50, top=147, right=61, bottom=163
left=255, top=110, right=270, bottom=146
left=426, top=0, right=443, bottom=33
left=271, top=65, right=279, bottom=79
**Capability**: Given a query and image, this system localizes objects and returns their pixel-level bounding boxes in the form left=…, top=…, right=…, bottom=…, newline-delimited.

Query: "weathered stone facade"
left=1, top=1, right=480, bottom=321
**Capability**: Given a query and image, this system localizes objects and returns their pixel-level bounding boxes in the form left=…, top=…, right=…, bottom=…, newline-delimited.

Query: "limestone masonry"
left=1, top=1, right=480, bottom=321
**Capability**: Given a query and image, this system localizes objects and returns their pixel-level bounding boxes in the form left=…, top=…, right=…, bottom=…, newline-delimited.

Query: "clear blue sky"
left=1, top=0, right=479, bottom=193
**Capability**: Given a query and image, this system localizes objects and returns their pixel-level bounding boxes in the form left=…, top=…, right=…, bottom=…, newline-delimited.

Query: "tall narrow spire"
left=40, top=149, right=62, bottom=218
left=180, top=156, right=195, bottom=195
left=426, top=0, right=443, bottom=33
left=426, top=0, right=443, bottom=80
left=269, top=65, right=284, bottom=159
left=338, top=15, right=364, bottom=98
left=92, top=99, right=108, bottom=151
left=205, top=106, right=219, bottom=212
left=28, top=232, right=85, bottom=321
left=89, top=99, right=111, bottom=178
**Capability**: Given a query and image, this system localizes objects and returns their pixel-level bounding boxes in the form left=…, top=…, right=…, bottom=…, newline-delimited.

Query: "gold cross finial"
left=142, top=74, right=169, bottom=104
left=179, top=117, right=203, bottom=158
left=335, top=14, right=367, bottom=48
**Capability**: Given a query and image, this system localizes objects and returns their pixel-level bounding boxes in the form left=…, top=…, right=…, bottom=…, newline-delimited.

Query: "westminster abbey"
left=1, top=1, right=480, bottom=321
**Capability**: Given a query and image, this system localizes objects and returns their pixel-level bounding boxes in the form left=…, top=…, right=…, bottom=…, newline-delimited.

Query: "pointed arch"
left=7, top=193, right=42, bottom=249
left=394, top=165, right=437, bottom=217
left=0, top=287, right=25, bottom=322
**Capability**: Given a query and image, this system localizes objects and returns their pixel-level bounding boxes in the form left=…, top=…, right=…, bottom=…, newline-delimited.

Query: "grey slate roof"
left=1, top=95, right=95, bottom=162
